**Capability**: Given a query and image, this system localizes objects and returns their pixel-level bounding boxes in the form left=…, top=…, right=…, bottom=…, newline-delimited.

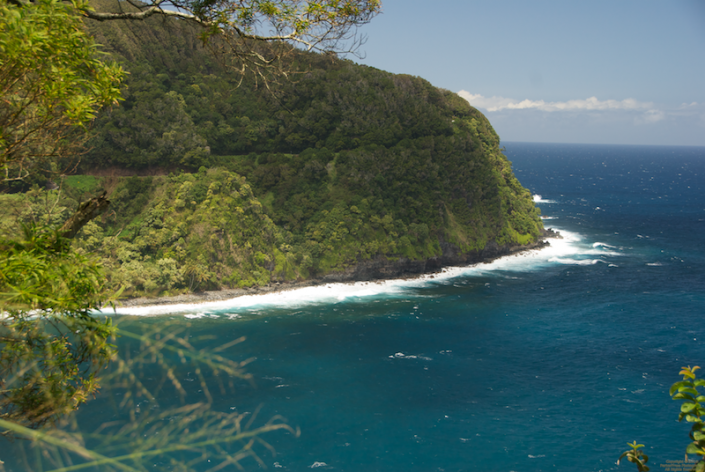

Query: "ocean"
left=3, top=142, right=704, bottom=471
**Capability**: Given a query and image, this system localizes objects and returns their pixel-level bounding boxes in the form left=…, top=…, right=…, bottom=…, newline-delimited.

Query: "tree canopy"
left=81, top=0, right=381, bottom=50
left=0, top=0, right=124, bottom=183
left=0, top=225, right=116, bottom=430
left=0, top=0, right=381, bottom=186
left=82, top=0, right=381, bottom=83
left=0, top=0, right=124, bottom=429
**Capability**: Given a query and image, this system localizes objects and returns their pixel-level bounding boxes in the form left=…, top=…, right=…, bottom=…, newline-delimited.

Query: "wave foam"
left=593, top=242, right=616, bottom=249
left=533, top=195, right=557, bottom=204
left=549, top=257, right=606, bottom=266
left=107, top=228, right=622, bottom=316
left=108, top=281, right=409, bottom=316
left=582, top=242, right=623, bottom=256
left=389, top=352, right=432, bottom=360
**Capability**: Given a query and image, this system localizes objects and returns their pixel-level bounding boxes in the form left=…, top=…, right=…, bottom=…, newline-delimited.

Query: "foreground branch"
left=82, top=3, right=207, bottom=25
left=59, top=191, right=110, bottom=239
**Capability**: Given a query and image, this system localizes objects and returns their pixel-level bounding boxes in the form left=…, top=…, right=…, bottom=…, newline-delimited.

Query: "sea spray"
left=106, top=228, right=623, bottom=317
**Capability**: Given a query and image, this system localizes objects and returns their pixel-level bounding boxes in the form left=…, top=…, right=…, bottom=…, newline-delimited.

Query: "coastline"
left=117, top=228, right=562, bottom=309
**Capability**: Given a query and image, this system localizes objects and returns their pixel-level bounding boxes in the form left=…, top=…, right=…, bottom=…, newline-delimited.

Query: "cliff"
left=0, top=10, right=546, bottom=299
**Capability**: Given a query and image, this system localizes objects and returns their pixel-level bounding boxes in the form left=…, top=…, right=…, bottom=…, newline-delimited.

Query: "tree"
left=0, top=0, right=124, bottom=183
left=0, top=224, right=117, bottom=430
left=1, top=0, right=380, bottom=184
left=81, top=0, right=381, bottom=86
left=81, top=0, right=380, bottom=52
left=0, top=0, right=123, bottom=431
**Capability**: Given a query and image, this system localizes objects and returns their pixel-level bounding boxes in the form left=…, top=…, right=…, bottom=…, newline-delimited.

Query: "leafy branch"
left=618, top=441, right=649, bottom=472
left=619, top=365, right=705, bottom=472
left=671, top=366, right=705, bottom=471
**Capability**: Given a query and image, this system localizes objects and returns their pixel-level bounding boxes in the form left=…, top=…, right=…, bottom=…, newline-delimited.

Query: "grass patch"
left=63, top=175, right=99, bottom=193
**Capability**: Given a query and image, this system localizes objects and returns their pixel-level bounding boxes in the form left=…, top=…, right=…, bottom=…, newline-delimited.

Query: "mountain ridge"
left=0, top=7, right=547, bottom=299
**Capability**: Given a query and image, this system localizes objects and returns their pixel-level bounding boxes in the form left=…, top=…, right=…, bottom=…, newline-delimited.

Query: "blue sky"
left=354, top=0, right=705, bottom=146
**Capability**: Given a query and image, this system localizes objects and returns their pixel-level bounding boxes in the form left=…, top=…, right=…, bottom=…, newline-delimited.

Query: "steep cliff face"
left=319, top=237, right=551, bottom=284
left=36, top=12, right=546, bottom=297
left=117, top=233, right=557, bottom=307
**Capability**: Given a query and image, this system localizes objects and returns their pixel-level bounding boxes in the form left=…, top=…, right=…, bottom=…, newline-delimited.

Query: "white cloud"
left=457, top=90, right=654, bottom=113
left=636, top=109, right=665, bottom=124
left=455, top=91, right=705, bottom=144
left=679, top=101, right=699, bottom=109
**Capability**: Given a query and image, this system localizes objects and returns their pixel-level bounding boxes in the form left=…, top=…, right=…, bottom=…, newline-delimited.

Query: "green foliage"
left=60, top=141, right=542, bottom=297
left=0, top=187, right=80, bottom=237
left=89, top=89, right=212, bottom=170
left=57, top=170, right=285, bottom=297
left=620, top=366, right=705, bottom=472
left=31, top=13, right=543, bottom=295
left=672, top=366, right=705, bottom=470
left=3, top=320, right=296, bottom=471
left=0, top=9, right=546, bottom=297
left=0, top=0, right=124, bottom=182
left=80, top=0, right=381, bottom=80
left=618, top=441, right=650, bottom=472
left=1, top=0, right=373, bottom=465
left=0, top=0, right=122, bottom=429
left=63, top=175, right=100, bottom=194
left=0, top=225, right=117, bottom=430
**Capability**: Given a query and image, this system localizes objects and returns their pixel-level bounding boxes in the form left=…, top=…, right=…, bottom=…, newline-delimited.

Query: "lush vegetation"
left=0, top=0, right=124, bottom=432
left=0, top=224, right=116, bottom=430
left=0, top=8, right=543, bottom=298
left=1, top=0, right=374, bottom=467
left=0, top=0, right=123, bottom=185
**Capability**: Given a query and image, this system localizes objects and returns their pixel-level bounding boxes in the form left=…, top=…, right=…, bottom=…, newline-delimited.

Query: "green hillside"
left=0, top=10, right=543, bottom=298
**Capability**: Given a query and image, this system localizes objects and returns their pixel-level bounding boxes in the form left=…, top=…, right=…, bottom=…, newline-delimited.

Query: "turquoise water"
left=2, top=143, right=704, bottom=471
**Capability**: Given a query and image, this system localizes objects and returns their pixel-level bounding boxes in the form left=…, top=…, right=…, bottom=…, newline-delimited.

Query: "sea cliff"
left=118, top=228, right=560, bottom=307
left=0, top=11, right=547, bottom=300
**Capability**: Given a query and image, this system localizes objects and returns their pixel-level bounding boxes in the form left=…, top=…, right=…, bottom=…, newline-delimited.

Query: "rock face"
left=320, top=237, right=551, bottom=283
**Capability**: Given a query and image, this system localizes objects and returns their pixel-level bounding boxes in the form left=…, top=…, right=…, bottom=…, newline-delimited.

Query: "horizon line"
left=501, top=140, right=705, bottom=148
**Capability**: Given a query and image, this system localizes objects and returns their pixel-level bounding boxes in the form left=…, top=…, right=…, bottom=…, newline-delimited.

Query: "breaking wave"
left=106, top=227, right=624, bottom=317
left=533, top=194, right=557, bottom=204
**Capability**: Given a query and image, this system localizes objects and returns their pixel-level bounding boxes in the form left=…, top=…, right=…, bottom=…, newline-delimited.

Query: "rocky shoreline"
left=118, top=228, right=562, bottom=308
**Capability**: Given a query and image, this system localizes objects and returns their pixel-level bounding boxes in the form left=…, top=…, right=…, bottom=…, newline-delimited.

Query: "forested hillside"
left=0, top=9, right=544, bottom=298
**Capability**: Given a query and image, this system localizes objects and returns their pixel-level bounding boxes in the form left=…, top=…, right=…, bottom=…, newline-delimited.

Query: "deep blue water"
left=3, top=143, right=705, bottom=471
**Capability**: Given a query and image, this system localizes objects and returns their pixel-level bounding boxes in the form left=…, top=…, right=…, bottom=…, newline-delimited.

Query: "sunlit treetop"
left=81, top=0, right=381, bottom=55
left=0, top=0, right=124, bottom=182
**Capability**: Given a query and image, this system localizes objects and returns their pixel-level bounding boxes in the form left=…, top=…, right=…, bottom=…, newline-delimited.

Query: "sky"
left=352, top=0, right=705, bottom=146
